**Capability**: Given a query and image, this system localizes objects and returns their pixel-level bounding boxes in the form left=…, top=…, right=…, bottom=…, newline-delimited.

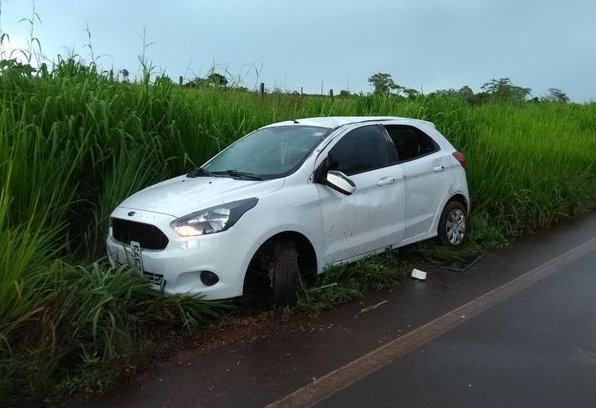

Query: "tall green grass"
left=467, top=102, right=596, bottom=234
left=0, top=59, right=229, bottom=406
left=1, top=56, right=595, bottom=404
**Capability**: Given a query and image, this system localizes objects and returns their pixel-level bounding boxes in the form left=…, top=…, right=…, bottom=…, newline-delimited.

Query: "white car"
left=107, top=116, right=469, bottom=304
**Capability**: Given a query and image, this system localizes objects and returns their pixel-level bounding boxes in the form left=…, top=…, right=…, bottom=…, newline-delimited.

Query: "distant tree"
left=156, top=75, right=173, bottom=84
left=339, top=89, right=351, bottom=98
left=481, top=78, right=531, bottom=103
left=455, top=85, right=489, bottom=105
left=184, top=76, right=205, bottom=87
left=427, top=86, right=492, bottom=105
left=368, top=73, right=398, bottom=96
left=541, top=88, right=570, bottom=103
left=402, top=87, right=421, bottom=99
left=458, top=85, right=473, bottom=100
left=206, top=72, right=228, bottom=87
left=427, top=89, right=457, bottom=98
left=119, top=68, right=129, bottom=83
left=185, top=71, right=229, bottom=88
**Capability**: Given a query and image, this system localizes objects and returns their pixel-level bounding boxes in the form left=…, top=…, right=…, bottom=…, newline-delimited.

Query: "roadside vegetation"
left=1, top=56, right=595, bottom=406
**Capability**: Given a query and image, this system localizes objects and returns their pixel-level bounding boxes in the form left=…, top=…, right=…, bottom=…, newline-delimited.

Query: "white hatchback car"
left=107, top=116, right=469, bottom=304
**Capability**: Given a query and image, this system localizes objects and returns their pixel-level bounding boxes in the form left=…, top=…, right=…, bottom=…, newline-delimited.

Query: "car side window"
left=327, top=125, right=391, bottom=175
left=384, top=125, right=439, bottom=162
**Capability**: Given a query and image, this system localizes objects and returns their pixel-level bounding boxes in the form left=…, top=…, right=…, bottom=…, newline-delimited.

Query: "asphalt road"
left=66, top=212, right=596, bottom=408
left=312, top=236, right=596, bottom=408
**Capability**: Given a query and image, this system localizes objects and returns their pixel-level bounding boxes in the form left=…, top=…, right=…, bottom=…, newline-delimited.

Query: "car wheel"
left=438, top=201, right=467, bottom=247
left=269, top=240, right=299, bottom=306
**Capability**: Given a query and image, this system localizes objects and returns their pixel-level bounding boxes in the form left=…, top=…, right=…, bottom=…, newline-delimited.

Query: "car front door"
left=315, top=125, right=406, bottom=265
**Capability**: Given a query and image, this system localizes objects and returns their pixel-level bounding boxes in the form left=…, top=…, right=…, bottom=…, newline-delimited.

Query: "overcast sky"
left=1, top=0, right=595, bottom=102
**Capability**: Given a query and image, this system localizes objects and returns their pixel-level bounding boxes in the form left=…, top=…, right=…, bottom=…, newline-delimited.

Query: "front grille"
left=111, top=218, right=169, bottom=250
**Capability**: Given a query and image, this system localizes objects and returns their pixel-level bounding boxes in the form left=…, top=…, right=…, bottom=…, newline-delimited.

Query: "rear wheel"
left=269, top=240, right=299, bottom=306
left=438, top=201, right=467, bottom=247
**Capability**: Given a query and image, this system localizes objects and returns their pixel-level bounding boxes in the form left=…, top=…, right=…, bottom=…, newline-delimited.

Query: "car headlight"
left=170, top=198, right=258, bottom=237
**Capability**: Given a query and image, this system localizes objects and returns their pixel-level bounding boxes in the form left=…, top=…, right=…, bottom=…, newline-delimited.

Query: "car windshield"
left=198, top=125, right=330, bottom=180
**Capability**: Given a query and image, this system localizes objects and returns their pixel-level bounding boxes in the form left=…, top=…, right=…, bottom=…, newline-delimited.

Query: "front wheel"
left=269, top=240, right=299, bottom=306
left=438, top=201, right=467, bottom=247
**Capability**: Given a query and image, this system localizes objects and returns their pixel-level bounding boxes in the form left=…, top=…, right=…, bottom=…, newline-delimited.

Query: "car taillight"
left=452, top=151, right=466, bottom=169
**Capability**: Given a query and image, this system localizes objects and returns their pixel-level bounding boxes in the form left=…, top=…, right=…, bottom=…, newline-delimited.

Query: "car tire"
left=270, top=240, right=299, bottom=306
left=438, top=201, right=467, bottom=247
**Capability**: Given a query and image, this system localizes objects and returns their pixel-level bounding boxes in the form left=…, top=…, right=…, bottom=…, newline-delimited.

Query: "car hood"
left=117, top=175, right=285, bottom=218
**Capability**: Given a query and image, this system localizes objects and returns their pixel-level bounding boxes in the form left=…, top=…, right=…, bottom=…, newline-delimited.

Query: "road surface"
left=66, top=212, right=596, bottom=408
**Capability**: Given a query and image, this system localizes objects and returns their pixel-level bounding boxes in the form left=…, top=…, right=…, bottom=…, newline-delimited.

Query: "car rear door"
left=315, top=125, right=406, bottom=265
left=383, top=124, right=452, bottom=241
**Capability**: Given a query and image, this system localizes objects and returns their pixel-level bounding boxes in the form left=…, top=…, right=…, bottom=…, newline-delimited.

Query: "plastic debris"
left=411, top=268, right=427, bottom=280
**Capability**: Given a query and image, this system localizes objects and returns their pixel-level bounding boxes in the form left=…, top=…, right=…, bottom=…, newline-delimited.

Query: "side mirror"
left=326, top=170, right=356, bottom=195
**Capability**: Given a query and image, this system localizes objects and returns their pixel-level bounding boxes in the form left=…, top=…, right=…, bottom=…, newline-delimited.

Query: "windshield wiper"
left=186, top=168, right=215, bottom=178
left=210, top=170, right=263, bottom=180
left=188, top=168, right=263, bottom=180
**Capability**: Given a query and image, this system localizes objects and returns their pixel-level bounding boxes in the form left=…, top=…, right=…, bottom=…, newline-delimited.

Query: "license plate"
left=128, top=240, right=144, bottom=276
left=115, top=242, right=166, bottom=291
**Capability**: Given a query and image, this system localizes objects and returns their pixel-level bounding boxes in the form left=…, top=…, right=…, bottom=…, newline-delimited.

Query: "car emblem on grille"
left=128, top=211, right=135, bottom=216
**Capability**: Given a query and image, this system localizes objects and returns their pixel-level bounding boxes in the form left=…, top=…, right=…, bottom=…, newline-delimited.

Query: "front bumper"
left=106, top=207, right=257, bottom=300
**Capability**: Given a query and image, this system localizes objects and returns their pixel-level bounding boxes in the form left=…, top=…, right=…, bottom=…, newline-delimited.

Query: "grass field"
left=1, top=58, right=595, bottom=405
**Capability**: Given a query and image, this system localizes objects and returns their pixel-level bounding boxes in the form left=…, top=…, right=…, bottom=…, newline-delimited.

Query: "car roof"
left=265, top=116, right=435, bottom=129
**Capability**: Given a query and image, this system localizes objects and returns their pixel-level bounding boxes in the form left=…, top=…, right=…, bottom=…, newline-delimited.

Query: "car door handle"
left=434, top=165, right=445, bottom=172
left=377, top=176, right=397, bottom=186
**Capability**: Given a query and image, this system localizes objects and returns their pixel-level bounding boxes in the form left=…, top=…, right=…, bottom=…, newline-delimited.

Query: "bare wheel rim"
left=445, top=208, right=466, bottom=245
